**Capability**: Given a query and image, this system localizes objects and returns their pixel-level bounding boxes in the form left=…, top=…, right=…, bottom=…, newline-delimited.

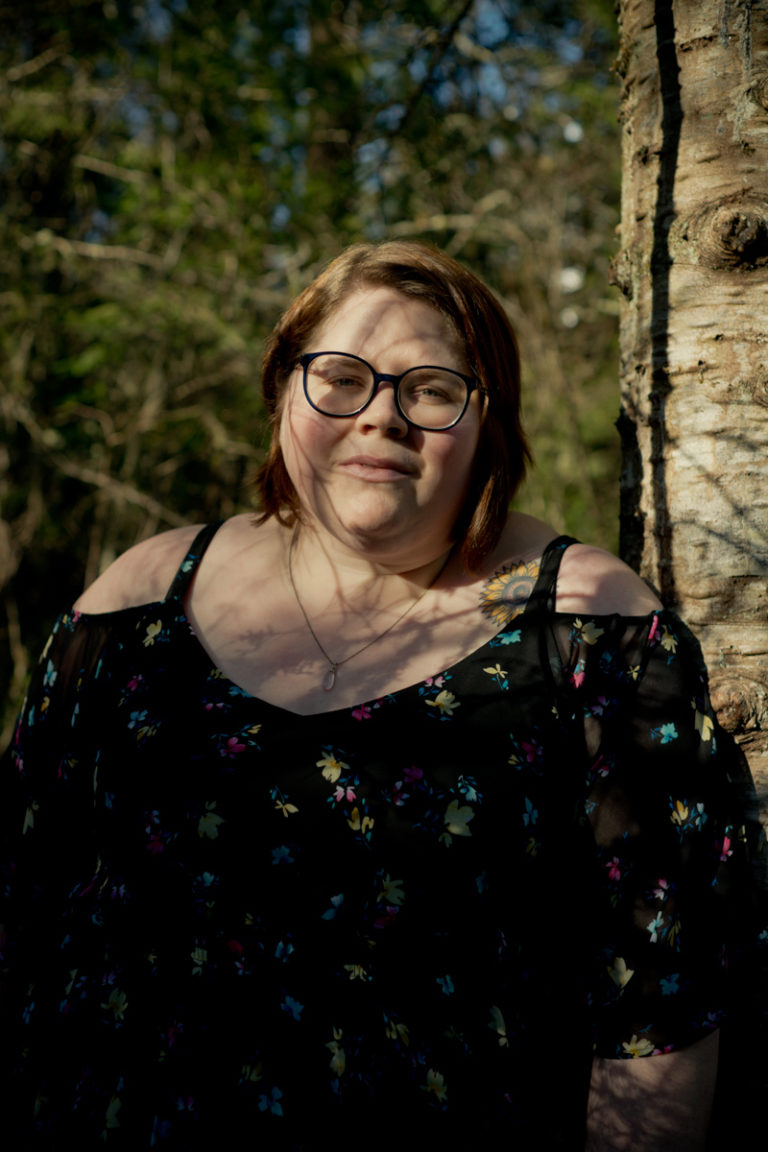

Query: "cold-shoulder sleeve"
left=552, top=609, right=766, bottom=1059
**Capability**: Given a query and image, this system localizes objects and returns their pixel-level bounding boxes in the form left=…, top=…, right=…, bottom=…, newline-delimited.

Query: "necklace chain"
left=287, top=528, right=452, bottom=691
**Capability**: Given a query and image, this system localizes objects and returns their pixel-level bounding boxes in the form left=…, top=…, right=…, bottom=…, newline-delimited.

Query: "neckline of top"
left=68, top=525, right=668, bottom=719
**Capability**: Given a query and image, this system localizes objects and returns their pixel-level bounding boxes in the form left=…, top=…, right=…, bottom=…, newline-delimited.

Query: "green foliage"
left=0, top=0, right=621, bottom=737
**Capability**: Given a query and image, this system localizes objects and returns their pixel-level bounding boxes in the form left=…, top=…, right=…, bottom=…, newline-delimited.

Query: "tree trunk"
left=616, top=0, right=768, bottom=813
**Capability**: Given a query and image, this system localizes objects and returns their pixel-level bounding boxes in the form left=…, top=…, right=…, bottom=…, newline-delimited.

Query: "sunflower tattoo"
left=479, top=560, right=541, bottom=626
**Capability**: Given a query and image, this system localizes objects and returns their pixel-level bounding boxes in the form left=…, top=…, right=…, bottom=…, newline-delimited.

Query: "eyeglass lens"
left=304, top=354, right=469, bottom=429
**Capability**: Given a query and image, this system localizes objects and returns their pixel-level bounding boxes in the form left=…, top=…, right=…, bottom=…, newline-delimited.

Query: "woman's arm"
left=587, top=1023, right=718, bottom=1150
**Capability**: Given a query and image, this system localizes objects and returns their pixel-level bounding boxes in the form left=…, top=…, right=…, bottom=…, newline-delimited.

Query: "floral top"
left=0, top=526, right=762, bottom=1148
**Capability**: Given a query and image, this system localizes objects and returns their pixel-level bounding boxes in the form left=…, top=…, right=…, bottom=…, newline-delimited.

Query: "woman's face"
left=280, top=285, right=483, bottom=565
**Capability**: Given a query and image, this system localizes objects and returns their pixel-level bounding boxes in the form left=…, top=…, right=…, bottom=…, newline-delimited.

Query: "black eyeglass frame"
left=298, top=351, right=481, bottom=432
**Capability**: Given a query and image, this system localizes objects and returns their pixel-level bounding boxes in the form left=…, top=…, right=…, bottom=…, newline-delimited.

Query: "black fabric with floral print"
left=0, top=526, right=763, bottom=1148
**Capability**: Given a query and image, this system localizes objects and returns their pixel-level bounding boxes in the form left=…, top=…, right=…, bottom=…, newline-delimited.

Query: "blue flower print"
left=522, top=797, right=538, bottom=827
left=490, top=628, right=522, bottom=648
left=281, top=995, right=304, bottom=1020
left=258, top=1087, right=284, bottom=1116
left=652, top=723, right=679, bottom=745
left=272, top=845, right=295, bottom=865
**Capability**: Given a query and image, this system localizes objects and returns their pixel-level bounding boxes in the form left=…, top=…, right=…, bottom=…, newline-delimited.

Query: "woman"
left=2, top=242, right=762, bottom=1148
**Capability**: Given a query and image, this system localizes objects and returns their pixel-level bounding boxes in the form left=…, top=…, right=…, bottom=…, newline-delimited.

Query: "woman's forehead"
left=310, top=285, right=465, bottom=361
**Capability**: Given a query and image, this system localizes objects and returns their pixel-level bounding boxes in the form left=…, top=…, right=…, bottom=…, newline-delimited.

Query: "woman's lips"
left=340, top=455, right=416, bottom=481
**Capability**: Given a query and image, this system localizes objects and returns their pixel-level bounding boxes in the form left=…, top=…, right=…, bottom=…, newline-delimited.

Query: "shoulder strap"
left=163, top=521, right=224, bottom=602
left=524, top=534, right=579, bottom=616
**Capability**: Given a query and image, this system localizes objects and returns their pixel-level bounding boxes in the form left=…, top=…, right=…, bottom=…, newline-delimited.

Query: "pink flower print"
left=374, top=906, right=398, bottom=930
left=654, top=878, right=671, bottom=900
left=522, top=740, right=541, bottom=763
left=404, top=765, right=423, bottom=783
left=424, top=675, right=445, bottom=689
left=648, top=614, right=660, bottom=644
left=222, top=735, right=246, bottom=758
left=351, top=703, right=372, bottom=721
left=719, top=834, right=733, bottom=862
left=606, top=857, right=621, bottom=881
left=126, top=675, right=143, bottom=692
left=390, top=780, right=408, bottom=807
left=334, top=784, right=357, bottom=803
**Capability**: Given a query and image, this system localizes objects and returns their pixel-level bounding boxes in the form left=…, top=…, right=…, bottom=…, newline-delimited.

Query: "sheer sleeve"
left=0, top=611, right=113, bottom=1053
left=552, top=609, right=767, bottom=1059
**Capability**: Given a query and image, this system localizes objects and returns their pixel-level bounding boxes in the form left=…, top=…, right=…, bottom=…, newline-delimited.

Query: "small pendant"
left=323, top=665, right=338, bottom=691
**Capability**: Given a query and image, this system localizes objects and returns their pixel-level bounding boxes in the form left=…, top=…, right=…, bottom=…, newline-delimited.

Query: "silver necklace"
left=287, top=528, right=453, bottom=691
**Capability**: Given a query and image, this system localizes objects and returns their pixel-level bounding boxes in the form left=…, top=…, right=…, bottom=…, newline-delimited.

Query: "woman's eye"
left=412, top=384, right=449, bottom=401
left=330, top=375, right=367, bottom=389
left=404, top=376, right=459, bottom=405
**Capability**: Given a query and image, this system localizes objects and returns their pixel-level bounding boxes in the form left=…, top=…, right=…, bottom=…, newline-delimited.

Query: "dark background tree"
left=1, top=0, right=620, bottom=740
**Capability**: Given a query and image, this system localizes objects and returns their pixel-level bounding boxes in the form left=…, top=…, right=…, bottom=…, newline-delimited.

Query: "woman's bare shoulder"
left=485, top=514, right=662, bottom=617
left=556, top=543, right=662, bottom=617
left=74, top=514, right=278, bottom=614
left=74, top=523, right=206, bottom=615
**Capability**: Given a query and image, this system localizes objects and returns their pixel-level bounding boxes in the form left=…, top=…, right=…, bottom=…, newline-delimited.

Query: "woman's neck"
left=284, top=520, right=457, bottom=621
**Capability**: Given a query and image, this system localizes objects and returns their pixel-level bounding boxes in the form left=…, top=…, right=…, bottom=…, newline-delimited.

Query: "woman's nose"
left=356, top=381, right=409, bottom=437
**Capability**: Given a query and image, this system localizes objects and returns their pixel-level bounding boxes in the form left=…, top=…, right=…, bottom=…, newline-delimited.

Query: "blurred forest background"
left=1, top=0, right=620, bottom=740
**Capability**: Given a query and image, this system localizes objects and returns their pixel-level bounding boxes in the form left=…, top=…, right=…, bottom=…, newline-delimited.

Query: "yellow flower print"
left=23, top=800, right=39, bottom=834
left=101, top=988, right=128, bottom=1022
left=426, top=689, right=460, bottom=716
left=317, top=753, right=349, bottom=783
left=444, top=799, right=474, bottom=837
left=347, top=806, right=374, bottom=835
left=241, top=1061, right=263, bottom=1083
left=667, top=915, right=682, bottom=948
left=670, top=799, right=689, bottom=826
left=198, top=802, right=224, bottom=839
left=104, top=1093, right=122, bottom=1130
left=693, top=702, right=714, bottom=742
left=483, top=664, right=508, bottom=691
left=326, top=1028, right=346, bottom=1076
left=191, top=946, right=208, bottom=975
left=377, top=874, right=405, bottom=906
left=423, top=1068, right=448, bottom=1104
left=143, top=620, right=163, bottom=647
left=622, top=1034, right=655, bottom=1057
left=384, top=1016, right=410, bottom=1047
left=661, top=626, right=678, bottom=655
left=573, top=618, right=605, bottom=645
left=275, top=798, right=299, bottom=818
left=489, top=1005, right=508, bottom=1047
left=607, top=956, right=635, bottom=989
left=343, top=963, right=370, bottom=981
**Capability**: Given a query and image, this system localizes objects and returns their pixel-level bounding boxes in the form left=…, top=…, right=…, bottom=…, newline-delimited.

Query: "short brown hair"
left=255, top=240, right=530, bottom=570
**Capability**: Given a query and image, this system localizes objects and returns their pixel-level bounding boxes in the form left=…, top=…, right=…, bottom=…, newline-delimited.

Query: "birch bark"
left=616, top=0, right=768, bottom=807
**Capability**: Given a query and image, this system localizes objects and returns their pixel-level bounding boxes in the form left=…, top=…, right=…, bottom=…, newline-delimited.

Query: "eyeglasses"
left=298, top=351, right=480, bottom=431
